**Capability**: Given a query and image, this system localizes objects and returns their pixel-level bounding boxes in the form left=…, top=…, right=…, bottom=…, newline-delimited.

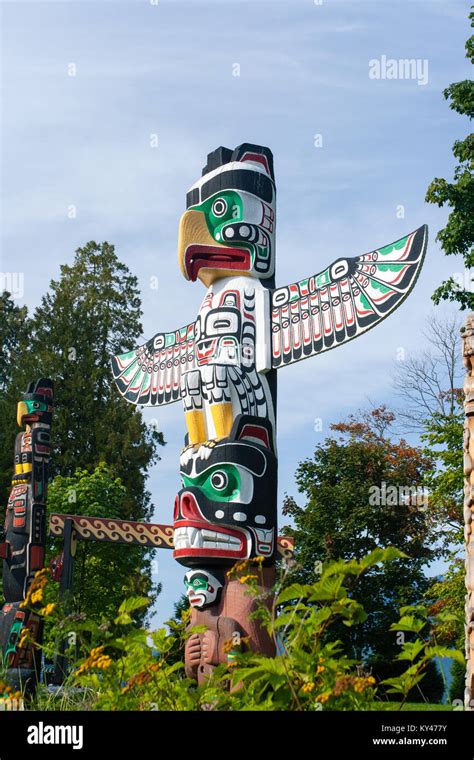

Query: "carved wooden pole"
left=462, top=314, right=474, bottom=709
left=0, top=378, right=53, bottom=694
left=111, top=142, right=427, bottom=681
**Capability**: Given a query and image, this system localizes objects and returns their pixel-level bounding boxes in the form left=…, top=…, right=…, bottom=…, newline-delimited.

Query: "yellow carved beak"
left=177, top=209, right=216, bottom=281
left=16, top=401, right=27, bottom=427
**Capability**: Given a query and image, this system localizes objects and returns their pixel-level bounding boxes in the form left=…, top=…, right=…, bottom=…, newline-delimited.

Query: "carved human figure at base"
left=184, top=566, right=275, bottom=683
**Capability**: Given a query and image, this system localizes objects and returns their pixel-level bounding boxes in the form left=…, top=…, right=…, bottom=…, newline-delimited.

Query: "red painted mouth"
left=184, top=245, right=251, bottom=281
left=22, top=414, right=40, bottom=424
left=173, top=519, right=249, bottom=560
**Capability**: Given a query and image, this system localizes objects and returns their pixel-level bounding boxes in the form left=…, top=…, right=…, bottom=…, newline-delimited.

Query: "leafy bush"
left=9, top=549, right=463, bottom=711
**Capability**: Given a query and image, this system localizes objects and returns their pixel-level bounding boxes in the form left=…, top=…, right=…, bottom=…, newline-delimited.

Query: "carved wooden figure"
left=462, top=314, right=474, bottom=709
left=112, top=143, right=427, bottom=680
left=0, top=379, right=53, bottom=693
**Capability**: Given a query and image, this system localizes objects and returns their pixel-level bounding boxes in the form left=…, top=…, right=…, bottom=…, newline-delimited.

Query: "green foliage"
left=382, top=605, right=464, bottom=709
left=0, top=242, right=165, bottom=617
left=283, top=408, right=439, bottom=694
left=422, top=402, right=464, bottom=549
left=448, top=658, right=466, bottom=703
left=24, top=551, right=460, bottom=712
left=0, top=292, right=30, bottom=509
left=20, top=241, right=164, bottom=520
left=47, top=465, right=160, bottom=624
left=425, top=10, right=474, bottom=309
left=429, top=560, right=464, bottom=645
left=421, top=400, right=464, bottom=656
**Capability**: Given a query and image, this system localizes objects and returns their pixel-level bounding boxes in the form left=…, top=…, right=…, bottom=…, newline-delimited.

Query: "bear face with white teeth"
left=173, top=414, right=277, bottom=567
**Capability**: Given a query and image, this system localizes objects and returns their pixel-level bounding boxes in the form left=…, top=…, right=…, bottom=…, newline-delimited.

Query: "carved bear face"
left=173, top=415, right=277, bottom=567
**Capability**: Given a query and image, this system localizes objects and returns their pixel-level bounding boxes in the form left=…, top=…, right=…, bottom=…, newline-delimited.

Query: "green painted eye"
left=201, top=191, right=242, bottom=230
left=182, top=464, right=241, bottom=501
left=211, top=198, right=228, bottom=217
left=185, top=574, right=208, bottom=591
left=203, top=466, right=239, bottom=500
left=210, top=471, right=228, bottom=490
left=26, top=401, right=47, bottom=412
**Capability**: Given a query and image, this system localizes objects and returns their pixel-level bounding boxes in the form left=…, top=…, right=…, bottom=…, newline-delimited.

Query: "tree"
left=21, top=241, right=164, bottom=520
left=393, top=314, right=465, bottom=665
left=422, top=405, right=464, bottom=553
left=47, top=465, right=160, bottom=623
left=283, top=407, right=443, bottom=699
left=425, top=10, right=474, bottom=309
left=393, top=313, right=464, bottom=549
left=392, top=313, right=463, bottom=433
left=0, top=242, right=165, bottom=618
left=0, top=292, right=30, bottom=507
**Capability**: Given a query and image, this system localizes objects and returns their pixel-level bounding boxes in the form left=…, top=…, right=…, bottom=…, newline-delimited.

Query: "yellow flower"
left=316, top=665, right=325, bottom=675
left=238, top=574, right=257, bottom=584
left=75, top=646, right=113, bottom=677
left=353, top=676, right=375, bottom=693
left=302, top=682, right=315, bottom=693
left=96, top=656, right=112, bottom=669
left=41, top=603, right=55, bottom=617
left=30, top=589, right=43, bottom=604
left=317, top=691, right=331, bottom=704
left=34, top=568, right=50, bottom=579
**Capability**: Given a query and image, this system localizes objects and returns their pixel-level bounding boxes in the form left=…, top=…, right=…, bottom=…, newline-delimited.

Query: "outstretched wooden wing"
left=111, top=323, right=196, bottom=406
left=271, top=225, right=427, bottom=368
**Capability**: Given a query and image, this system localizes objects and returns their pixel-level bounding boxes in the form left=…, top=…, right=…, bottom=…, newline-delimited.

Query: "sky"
left=0, top=0, right=471, bottom=627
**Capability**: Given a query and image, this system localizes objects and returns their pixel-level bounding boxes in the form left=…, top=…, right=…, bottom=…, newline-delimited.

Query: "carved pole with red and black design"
left=111, top=142, right=428, bottom=681
left=0, top=378, right=54, bottom=693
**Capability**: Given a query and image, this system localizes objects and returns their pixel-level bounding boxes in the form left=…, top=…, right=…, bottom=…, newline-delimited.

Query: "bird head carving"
left=178, top=143, right=276, bottom=287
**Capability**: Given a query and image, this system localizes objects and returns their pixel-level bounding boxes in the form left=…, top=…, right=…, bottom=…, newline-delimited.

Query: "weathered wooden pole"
left=53, top=517, right=77, bottom=684
left=462, top=314, right=474, bottom=709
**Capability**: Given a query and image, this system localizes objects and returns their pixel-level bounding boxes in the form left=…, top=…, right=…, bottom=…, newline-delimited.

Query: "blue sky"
left=1, top=0, right=471, bottom=626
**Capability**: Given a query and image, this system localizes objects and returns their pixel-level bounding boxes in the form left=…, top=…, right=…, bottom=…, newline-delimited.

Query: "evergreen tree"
left=0, top=291, right=30, bottom=507
left=283, top=407, right=443, bottom=699
left=0, top=243, right=165, bottom=618
left=23, top=241, right=164, bottom=520
left=426, top=10, right=474, bottom=309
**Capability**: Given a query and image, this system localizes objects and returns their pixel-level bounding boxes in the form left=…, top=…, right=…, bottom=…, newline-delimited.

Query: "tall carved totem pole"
left=462, top=314, right=474, bottom=709
left=0, top=379, right=54, bottom=692
left=112, top=143, right=427, bottom=681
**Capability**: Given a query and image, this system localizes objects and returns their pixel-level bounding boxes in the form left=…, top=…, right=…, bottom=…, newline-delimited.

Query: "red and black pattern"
left=271, top=225, right=428, bottom=368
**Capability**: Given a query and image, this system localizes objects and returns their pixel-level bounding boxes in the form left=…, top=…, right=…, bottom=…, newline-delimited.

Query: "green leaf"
left=396, top=639, right=426, bottom=662
left=276, top=584, right=315, bottom=604
left=424, top=646, right=465, bottom=665
left=118, top=596, right=150, bottom=614
left=359, top=547, right=406, bottom=569
left=389, top=615, right=426, bottom=634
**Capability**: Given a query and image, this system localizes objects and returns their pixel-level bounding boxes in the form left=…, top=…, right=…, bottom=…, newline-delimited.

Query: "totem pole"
left=112, top=143, right=427, bottom=682
left=0, top=379, right=54, bottom=692
left=462, top=314, right=474, bottom=709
